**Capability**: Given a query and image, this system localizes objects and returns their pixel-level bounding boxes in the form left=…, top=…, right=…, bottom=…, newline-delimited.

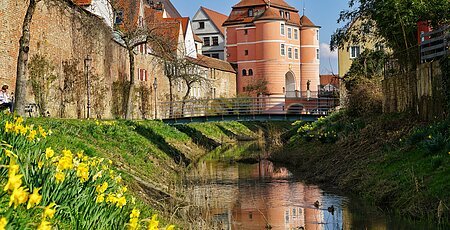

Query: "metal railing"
left=157, top=96, right=339, bottom=119
left=421, top=25, right=449, bottom=62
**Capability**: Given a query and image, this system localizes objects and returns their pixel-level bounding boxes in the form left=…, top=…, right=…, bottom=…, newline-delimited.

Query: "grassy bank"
left=272, top=111, right=450, bottom=224
left=5, top=116, right=271, bottom=228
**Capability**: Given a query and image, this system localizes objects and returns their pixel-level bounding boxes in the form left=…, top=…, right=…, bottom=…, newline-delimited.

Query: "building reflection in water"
left=187, top=160, right=346, bottom=230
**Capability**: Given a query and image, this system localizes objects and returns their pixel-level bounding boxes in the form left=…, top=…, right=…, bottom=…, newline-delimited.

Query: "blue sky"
left=171, top=0, right=350, bottom=74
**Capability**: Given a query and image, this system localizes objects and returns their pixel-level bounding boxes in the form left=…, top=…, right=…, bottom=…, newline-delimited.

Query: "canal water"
left=185, top=143, right=443, bottom=230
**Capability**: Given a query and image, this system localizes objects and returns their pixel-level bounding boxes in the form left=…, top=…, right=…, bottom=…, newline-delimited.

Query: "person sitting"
left=0, top=85, right=13, bottom=112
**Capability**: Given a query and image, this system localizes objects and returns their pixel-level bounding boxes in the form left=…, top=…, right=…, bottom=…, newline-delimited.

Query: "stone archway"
left=285, top=71, right=295, bottom=97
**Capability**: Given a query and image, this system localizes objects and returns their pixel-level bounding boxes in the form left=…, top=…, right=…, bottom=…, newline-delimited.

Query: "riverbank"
left=271, top=111, right=450, bottom=225
left=24, top=118, right=286, bottom=227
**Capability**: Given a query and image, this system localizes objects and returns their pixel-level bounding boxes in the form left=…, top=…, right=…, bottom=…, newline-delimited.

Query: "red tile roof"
left=320, top=75, right=340, bottom=87
left=200, top=7, right=228, bottom=35
left=301, top=15, right=319, bottom=28
left=164, top=17, right=190, bottom=39
left=72, top=0, right=92, bottom=6
left=188, top=54, right=236, bottom=73
left=224, top=4, right=300, bottom=27
left=194, top=34, right=203, bottom=43
left=233, top=0, right=295, bottom=10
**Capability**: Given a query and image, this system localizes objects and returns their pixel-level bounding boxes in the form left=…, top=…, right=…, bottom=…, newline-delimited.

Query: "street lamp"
left=153, top=77, right=158, bottom=119
left=84, top=54, right=92, bottom=119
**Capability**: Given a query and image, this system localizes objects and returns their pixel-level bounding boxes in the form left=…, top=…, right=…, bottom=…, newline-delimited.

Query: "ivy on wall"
left=28, top=54, right=57, bottom=116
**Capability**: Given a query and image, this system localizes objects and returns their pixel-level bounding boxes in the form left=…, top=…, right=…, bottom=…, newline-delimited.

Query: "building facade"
left=223, top=0, right=320, bottom=97
left=192, top=7, right=228, bottom=60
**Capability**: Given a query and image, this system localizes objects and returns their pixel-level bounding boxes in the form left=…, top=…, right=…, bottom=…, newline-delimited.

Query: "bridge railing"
left=157, top=96, right=339, bottom=120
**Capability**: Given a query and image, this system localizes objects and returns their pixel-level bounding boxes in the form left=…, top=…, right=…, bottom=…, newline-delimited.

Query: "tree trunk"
left=168, top=77, right=174, bottom=118
left=181, top=84, right=191, bottom=116
left=15, top=0, right=39, bottom=116
left=125, top=48, right=135, bottom=119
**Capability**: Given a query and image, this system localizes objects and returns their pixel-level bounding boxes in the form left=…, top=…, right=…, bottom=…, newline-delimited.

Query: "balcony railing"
left=420, top=25, right=449, bottom=63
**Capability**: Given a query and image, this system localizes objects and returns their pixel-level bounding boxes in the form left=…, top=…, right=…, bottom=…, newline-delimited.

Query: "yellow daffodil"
left=130, top=209, right=140, bottom=219
left=116, top=195, right=126, bottom=208
left=8, top=159, right=20, bottom=176
left=106, top=194, right=118, bottom=204
left=166, top=225, right=175, bottom=230
left=4, top=149, right=16, bottom=158
left=55, top=172, right=65, bottom=183
left=14, top=116, right=24, bottom=124
left=147, top=214, right=159, bottom=230
left=96, top=182, right=108, bottom=194
left=121, top=186, right=128, bottom=193
left=38, top=126, right=47, bottom=138
left=14, top=124, right=22, bottom=135
left=96, top=194, right=105, bottom=203
left=56, top=156, right=73, bottom=171
left=27, top=129, right=37, bottom=141
left=47, top=129, right=53, bottom=135
left=4, top=121, right=14, bottom=133
left=38, top=161, right=44, bottom=169
left=20, top=126, right=28, bottom=136
left=92, top=171, right=103, bottom=181
left=43, top=203, right=56, bottom=219
left=115, top=176, right=122, bottom=183
left=131, top=197, right=136, bottom=205
left=128, top=217, right=139, bottom=230
left=0, top=217, right=7, bottom=230
left=37, top=220, right=51, bottom=230
left=27, top=187, right=42, bottom=209
left=9, top=186, right=29, bottom=208
left=76, top=163, right=89, bottom=182
left=45, top=147, right=54, bottom=159
left=4, top=173, right=23, bottom=192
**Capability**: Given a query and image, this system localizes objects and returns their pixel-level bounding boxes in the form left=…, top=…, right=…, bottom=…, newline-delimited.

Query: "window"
left=294, top=48, right=299, bottom=59
left=138, top=69, right=148, bottom=81
left=281, top=23, right=285, bottom=35
left=212, top=36, right=219, bottom=46
left=285, top=12, right=290, bottom=20
left=138, top=44, right=147, bottom=55
left=244, top=29, right=248, bottom=35
left=316, top=48, right=320, bottom=59
left=244, top=50, right=249, bottom=56
left=288, top=47, right=292, bottom=59
left=203, top=37, right=210, bottom=46
left=248, top=69, right=253, bottom=76
left=316, top=30, right=319, bottom=41
left=279, top=10, right=284, bottom=18
left=199, top=22, right=205, bottom=29
left=281, top=44, right=285, bottom=56
left=242, top=69, right=247, bottom=76
left=294, top=29, right=298, bottom=39
left=248, top=9, right=254, bottom=17
left=288, top=27, right=292, bottom=39
left=211, top=53, right=220, bottom=59
left=350, top=46, right=360, bottom=59
left=114, top=10, right=123, bottom=25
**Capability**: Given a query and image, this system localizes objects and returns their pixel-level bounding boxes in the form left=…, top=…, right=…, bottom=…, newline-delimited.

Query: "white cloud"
left=320, top=43, right=337, bottom=59
left=319, top=43, right=338, bottom=75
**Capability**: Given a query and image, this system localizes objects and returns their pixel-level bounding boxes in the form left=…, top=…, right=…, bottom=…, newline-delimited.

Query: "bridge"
left=159, top=94, right=339, bottom=124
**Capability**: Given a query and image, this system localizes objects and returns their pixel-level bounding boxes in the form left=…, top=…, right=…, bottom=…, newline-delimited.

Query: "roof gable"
left=200, top=7, right=228, bottom=35
left=301, top=15, right=319, bottom=27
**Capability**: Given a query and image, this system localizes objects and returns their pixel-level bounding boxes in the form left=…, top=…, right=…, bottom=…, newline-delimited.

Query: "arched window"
left=242, top=69, right=247, bottom=76
left=248, top=69, right=253, bottom=76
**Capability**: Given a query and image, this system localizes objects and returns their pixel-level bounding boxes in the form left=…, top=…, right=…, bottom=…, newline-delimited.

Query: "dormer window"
left=279, top=10, right=284, bottom=18
left=114, top=10, right=123, bottom=25
left=248, top=9, right=254, bottom=17
left=285, top=12, right=290, bottom=20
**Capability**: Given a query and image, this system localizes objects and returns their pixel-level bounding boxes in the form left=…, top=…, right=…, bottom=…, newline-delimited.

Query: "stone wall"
left=382, top=61, right=446, bottom=120
left=0, top=0, right=236, bottom=120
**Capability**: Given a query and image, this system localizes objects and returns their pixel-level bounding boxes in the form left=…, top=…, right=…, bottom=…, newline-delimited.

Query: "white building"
left=192, top=7, right=228, bottom=60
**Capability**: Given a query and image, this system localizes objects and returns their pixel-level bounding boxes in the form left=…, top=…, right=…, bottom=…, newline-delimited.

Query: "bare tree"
left=15, top=0, right=43, bottom=116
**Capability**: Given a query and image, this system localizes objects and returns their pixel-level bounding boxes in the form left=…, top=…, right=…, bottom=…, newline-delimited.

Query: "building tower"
left=223, top=0, right=320, bottom=98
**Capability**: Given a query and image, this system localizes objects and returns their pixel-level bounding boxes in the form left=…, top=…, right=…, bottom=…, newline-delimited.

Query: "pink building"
left=223, top=0, right=320, bottom=98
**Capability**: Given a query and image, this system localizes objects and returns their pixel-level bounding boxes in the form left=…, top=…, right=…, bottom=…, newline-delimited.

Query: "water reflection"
left=187, top=160, right=346, bottom=230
